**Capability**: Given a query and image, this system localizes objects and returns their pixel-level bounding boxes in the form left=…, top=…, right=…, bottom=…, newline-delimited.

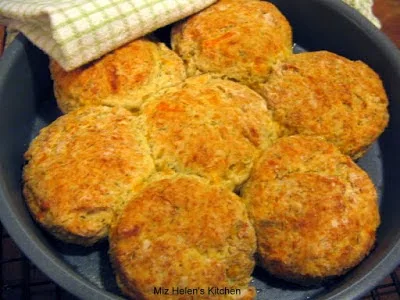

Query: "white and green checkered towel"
left=342, top=0, right=381, bottom=27
left=0, top=0, right=379, bottom=71
left=0, top=0, right=217, bottom=71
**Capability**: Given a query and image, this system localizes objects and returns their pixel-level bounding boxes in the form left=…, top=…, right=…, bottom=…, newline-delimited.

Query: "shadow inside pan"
left=0, top=0, right=399, bottom=299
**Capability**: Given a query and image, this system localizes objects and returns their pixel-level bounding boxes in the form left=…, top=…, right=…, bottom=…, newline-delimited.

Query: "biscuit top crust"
left=242, top=135, right=379, bottom=281
left=172, top=0, right=292, bottom=87
left=23, top=106, right=155, bottom=245
left=110, top=174, right=256, bottom=300
left=140, top=74, right=280, bottom=190
left=50, top=37, right=186, bottom=113
left=257, top=51, right=389, bottom=159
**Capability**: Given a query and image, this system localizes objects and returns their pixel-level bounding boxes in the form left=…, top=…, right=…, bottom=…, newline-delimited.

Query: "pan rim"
left=0, top=0, right=399, bottom=299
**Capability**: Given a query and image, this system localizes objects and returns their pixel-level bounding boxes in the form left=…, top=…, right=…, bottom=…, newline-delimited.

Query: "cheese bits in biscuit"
left=110, top=174, right=256, bottom=300
left=23, top=106, right=155, bottom=245
left=241, top=135, right=380, bottom=285
left=172, top=0, right=292, bottom=88
left=50, top=37, right=186, bottom=113
left=140, top=74, right=280, bottom=190
left=257, top=51, right=389, bottom=159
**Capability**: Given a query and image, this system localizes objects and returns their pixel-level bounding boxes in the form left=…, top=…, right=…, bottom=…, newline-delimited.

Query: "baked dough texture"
left=140, top=74, right=280, bottom=190
left=241, top=135, right=380, bottom=284
left=109, top=174, right=256, bottom=299
left=171, top=0, right=292, bottom=88
left=23, top=106, right=155, bottom=245
left=50, top=37, right=186, bottom=113
left=257, top=51, right=389, bottom=159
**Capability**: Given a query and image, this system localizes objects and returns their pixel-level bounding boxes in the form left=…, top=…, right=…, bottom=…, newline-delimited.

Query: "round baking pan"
left=1, top=0, right=400, bottom=299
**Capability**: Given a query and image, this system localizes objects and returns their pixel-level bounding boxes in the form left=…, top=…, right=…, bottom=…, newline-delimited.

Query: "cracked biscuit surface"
left=140, top=74, right=280, bottom=190
left=171, top=0, right=292, bottom=88
left=257, top=51, right=389, bottom=159
left=50, top=37, right=186, bottom=113
left=23, top=106, right=155, bottom=245
left=109, top=174, right=256, bottom=300
left=241, top=135, right=380, bottom=285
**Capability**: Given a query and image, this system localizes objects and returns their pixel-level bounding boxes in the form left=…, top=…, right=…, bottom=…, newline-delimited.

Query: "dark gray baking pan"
left=0, top=0, right=399, bottom=299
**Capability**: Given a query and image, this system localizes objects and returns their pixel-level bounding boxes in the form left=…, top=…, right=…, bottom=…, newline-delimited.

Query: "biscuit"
left=241, top=135, right=380, bottom=285
left=171, top=0, right=292, bottom=88
left=23, top=106, right=155, bottom=245
left=257, top=51, right=389, bottom=159
left=140, top=74, right=280, bottom=190
left=50, top=37, right=186, bottom=113
left=109, top=174, right=256, bottom=299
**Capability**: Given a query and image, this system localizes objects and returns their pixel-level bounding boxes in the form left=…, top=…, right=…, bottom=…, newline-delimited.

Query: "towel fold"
left=342, top=0, right=381, bottom=27
left=0, top=0, right=217, bottom=71
left=0, top=0, right=380, bottom=71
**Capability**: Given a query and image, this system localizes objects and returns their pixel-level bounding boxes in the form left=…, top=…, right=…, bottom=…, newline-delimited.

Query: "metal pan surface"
left=0, top=0, right=399, bottom=299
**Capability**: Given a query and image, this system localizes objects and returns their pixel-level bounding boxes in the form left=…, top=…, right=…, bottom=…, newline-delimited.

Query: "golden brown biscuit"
left=23, top=106, right=155, bottom=245
left=257, top=51, right=389, bottom=159
left=140, top=74, right=280, bottom=190
left=241, top=135, right=380, bottom=285
left=50, top=37, right=186, bottom=113
left=171, top=0, right=292, bottom=88
left=109, top=174, right=256, bottom=300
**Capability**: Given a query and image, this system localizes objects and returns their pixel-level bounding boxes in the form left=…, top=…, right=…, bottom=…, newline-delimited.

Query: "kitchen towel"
left=0, top=0, right=217, bottom=71
left=343, top=0, right=381, bottom=27
left=0, top=0, right=380, bottom=71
